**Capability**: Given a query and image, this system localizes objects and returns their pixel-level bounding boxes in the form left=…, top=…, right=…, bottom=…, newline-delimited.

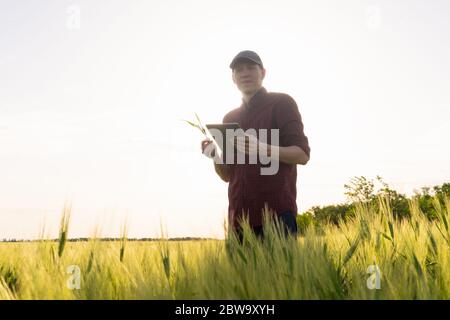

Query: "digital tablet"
left=205, top=123, right=242, bottom=160
left=205, top=123, right=241, bottom=140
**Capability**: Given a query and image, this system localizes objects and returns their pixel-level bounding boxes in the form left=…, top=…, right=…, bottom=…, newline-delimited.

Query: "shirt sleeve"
left=274, top=95, right=311, bottom=158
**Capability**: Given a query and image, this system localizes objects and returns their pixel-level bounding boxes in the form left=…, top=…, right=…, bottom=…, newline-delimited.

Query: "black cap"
left=229, top=50, right=264, bottom=69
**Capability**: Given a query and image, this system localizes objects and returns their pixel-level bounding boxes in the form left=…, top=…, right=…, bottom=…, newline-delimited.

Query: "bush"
left=300, top=177, right=450, bottom=226
left=296, top=212, right=314, bottom=235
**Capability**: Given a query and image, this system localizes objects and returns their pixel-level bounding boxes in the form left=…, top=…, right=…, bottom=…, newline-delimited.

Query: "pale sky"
left=1, top=0, right=449, bottom=240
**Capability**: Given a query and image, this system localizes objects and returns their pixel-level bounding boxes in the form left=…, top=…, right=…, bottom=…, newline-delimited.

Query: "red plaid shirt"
left=223, top=87, right=310, bottom=229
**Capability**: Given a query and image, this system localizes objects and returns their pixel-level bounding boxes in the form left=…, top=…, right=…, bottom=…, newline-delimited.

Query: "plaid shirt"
left=223, top=87, right=310, bottom=229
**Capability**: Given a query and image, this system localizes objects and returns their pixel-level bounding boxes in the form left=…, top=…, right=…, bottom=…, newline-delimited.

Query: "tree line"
left=297, top=175, right=450, bottom=234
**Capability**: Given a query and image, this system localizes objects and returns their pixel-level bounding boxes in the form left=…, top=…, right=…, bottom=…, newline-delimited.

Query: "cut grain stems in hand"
left=180, top=113, right=208, bottom=138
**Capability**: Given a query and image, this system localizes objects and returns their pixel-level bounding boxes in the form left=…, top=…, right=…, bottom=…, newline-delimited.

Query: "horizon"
left=1, top=177, right=448, bottom=241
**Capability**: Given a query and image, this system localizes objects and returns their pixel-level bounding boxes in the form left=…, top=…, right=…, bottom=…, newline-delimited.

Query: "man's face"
left=232, top=60, right=266, bottom=95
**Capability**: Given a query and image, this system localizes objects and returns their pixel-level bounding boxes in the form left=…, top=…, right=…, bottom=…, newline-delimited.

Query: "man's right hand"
left=201, top=138, right=216, bottom=159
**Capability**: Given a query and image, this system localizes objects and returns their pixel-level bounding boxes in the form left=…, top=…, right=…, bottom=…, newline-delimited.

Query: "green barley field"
left=1, top=195, right=450, bottom=300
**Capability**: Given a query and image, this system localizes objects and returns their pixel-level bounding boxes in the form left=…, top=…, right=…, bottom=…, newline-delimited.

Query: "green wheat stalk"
left=180, top=113, right=208, bottom=138
left=58, top=201, right=71, bottom=258
left=119, top=220, right=128, bottom=263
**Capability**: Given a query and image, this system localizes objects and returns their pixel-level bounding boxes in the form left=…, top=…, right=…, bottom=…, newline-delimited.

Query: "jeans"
left=232, top=211, right=298, bottom=244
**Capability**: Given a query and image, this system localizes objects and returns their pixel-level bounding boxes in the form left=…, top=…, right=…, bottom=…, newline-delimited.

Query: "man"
left=201, top=50, right=310, bottom=243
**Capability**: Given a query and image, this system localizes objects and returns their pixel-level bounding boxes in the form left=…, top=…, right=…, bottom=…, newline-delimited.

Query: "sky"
left=1, top=0, right=449, bottom=240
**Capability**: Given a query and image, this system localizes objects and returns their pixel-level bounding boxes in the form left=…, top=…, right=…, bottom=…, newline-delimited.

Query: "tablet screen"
left=205, top=123, right=241, bottom=138
left=205, top=123, right=242, bottom=161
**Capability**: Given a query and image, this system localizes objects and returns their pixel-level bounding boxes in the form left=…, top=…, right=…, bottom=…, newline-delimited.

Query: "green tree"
left=306, top=203, right=355, bottom=226
left=375, top=176, right=410, bottom=219
left=344, top=176, right=375, bottom=203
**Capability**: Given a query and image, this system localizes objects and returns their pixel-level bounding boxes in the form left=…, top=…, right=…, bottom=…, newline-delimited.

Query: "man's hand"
left=233, top=134, right=309, bottom=165
left=201, top=138, right=216, bottom=159
left=202, top=138, right=232, bottom=182
left=234, top=134, right=276, bottom=157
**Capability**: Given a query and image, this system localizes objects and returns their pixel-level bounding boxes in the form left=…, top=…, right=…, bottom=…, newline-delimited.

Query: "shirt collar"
left=241, top=86, right=268, bottom=110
